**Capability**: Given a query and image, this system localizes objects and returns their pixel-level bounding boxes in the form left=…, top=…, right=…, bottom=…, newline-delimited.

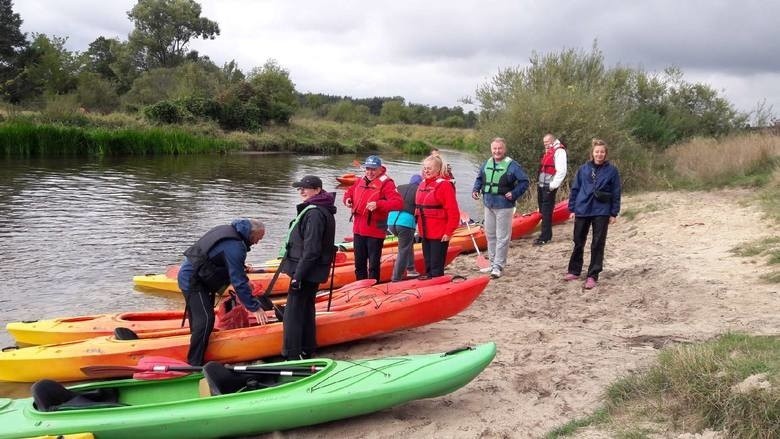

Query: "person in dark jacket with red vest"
left=177, top=218, right=271, bottom=366
left=416, top=155, right=460, bottom=277
left=565, top=139, right=621, bottom=289
left=281, top=175, right=337, bottom=360
left=343, top=155, right=403, bottom=281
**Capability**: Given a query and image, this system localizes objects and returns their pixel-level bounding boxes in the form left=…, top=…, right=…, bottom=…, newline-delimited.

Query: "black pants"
left=282, top=280, right=319, bottom=359
left=183, top=284, right=215, bottom=366
left=353, top=234, right=385, bottom=282
left=537, top=186, right=557, bottom=242
left=422, top=239, right=450, bottom=277
left=567, top=216, right=610, bottom=280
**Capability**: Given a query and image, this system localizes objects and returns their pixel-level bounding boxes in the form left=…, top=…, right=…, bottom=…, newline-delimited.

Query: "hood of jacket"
left=229, top=218, right=253, bottom=249
left=297, top=191, right=337, bottom=214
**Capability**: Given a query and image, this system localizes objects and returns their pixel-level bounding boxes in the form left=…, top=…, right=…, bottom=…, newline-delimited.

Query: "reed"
left=0, top=121, right=238, bottom=156
left=665, top=133, right=780, bottom=187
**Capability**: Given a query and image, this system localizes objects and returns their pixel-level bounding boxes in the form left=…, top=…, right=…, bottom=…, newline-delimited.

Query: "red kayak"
left=7, top=276, right=455, bottom=345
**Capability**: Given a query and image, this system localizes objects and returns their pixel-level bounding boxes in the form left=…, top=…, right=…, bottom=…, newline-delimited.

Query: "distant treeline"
left=0, top=0, right=474, bottom=134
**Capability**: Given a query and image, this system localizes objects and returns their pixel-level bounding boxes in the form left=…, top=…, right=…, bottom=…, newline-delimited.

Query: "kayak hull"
left=0, top=343, right=496, bottom=439
left=7, top=276, right=455, bottom=345
left=0, top=276, right=490, bottom=382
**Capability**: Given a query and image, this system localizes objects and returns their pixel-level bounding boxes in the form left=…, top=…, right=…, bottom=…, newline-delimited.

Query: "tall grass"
left=600, top=333, right=780, bottom=438
left=0, top=121, right=238, bottom=156
left=666, top=133, right=780, bottom=187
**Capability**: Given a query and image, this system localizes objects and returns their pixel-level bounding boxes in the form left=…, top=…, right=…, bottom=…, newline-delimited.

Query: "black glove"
left=290, top=279, right=301, bottom=291
left=255, top=295, right=274, bottom=312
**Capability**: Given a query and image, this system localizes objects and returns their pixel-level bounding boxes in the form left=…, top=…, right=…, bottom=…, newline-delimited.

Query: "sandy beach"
left=264, top=188, right=780, bottom=438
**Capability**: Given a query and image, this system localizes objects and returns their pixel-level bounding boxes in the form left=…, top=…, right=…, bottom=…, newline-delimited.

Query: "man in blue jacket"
left=178, top=218, right=271, bottom=366
left=471, top=137, right=530, bottom=278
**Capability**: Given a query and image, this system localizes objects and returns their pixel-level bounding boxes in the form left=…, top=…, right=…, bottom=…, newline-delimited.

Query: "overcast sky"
left=14, top=0, right=780, bottom=120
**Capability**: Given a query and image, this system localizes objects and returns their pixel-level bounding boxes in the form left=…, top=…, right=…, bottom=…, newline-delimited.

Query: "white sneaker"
left=479, top=266, right=493, bottom=273
left=490, top=268, right=501, bottom=279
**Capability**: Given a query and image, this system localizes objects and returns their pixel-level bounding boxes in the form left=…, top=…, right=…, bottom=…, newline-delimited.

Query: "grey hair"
left=249, top=219, right=265, bottom=232
left=490, top=137, right=506, bottom=147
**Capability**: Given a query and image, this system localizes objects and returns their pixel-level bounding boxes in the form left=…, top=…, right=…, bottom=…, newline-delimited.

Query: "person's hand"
left=345, top=198, right=353, bottom=208
left=253, top=310, right=268, bottom=325
left=366, top=201, right=377, bottom=211
left=471, top=191, right=480, bottom=200
left=609, top=216, right=617, bottom=225
left=504, top=192, right=513, bottom=200
left=441, top=234, right=451, bottom=242
left=569, top=212, right=575, bottom=219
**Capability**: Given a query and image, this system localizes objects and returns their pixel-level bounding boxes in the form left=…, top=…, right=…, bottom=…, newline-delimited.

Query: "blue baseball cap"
left=364, top=155, right=382, bottom=168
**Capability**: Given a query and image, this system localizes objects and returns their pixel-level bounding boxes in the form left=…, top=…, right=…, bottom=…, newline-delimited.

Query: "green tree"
left=82, top=36, right=121, bottom=82
left=328, top=100, right=370, bottom=124
left=0, top=0, right=29, bottom=102
left=21, top=34, right=80, bottom=97
left=380, top=99, right=408, bottom=124
left=247, top=59, right=297, bottom=124
left=127, top=0, right=220, bottom=68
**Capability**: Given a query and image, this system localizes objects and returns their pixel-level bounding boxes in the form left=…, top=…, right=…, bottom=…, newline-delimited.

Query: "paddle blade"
left=476, top=254, right=491, bottom=269
left=352, top=159, right=361, bottom=167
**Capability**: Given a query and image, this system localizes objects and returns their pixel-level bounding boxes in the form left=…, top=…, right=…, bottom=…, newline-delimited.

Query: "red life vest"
left=539, top=143, right=565, bottom=175
left=415, top=178, right=448, bottom=220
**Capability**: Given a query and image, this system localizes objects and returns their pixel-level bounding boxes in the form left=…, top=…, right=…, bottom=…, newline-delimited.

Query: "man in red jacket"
left=343, top=155, right=403, bottom=281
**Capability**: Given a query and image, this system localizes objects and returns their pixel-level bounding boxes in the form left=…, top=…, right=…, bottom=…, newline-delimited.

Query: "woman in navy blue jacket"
left=565, top=139, right=621, bottom=289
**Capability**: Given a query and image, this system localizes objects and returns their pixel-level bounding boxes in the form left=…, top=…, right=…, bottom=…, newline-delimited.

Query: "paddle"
left=258, top=254, right=289, bottom=322
left=459, top=211, right=490, bottom=269
left=326, top=247, right=338, bottom=311
left=81, top=356, right=323, bottom=380
left=352, top=159, right=362, bottom=167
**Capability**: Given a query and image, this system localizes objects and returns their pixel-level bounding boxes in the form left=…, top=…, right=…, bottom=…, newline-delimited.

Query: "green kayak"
left=0, top=343, right=495, bottom=439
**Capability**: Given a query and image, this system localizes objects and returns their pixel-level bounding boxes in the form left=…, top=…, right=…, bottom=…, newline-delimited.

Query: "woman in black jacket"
left=281, top=175, right=337, bottom=360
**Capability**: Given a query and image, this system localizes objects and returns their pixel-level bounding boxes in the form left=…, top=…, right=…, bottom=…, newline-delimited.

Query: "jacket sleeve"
left=550, top=148, right=568, bottom=190
left=376, top=179, right=403, bottom=214
left=472, top=163, right=485, bottom=193
left=568, top=167, right=582, bottom=213
left=440, top=182, right=460, bottom=236
left=293, top=209, right=325, bottom=283
left=343, top=184, right=355, bottom=205
left=509, top=161, right=530, bottom=200
left=610, top=167, right=622, bottom=217
left=224, top=242, right=261, bottom=312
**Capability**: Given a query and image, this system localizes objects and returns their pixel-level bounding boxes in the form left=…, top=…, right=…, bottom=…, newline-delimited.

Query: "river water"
left=0, top=149, right=485, bottom=395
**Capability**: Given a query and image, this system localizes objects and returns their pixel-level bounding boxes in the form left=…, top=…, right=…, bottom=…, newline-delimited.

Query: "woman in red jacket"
left=415, top=155, right=460, bottom=277
left=343, top=155, right=403, bottom=281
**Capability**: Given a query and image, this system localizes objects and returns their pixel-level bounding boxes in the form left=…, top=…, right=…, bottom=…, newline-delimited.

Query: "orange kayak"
left=7, top=276, right=454, bottom=345
left=0, top=276, right=490, bottom=382
left=134, top=246, right=462, bottom=294
left=335, top=173, right=359, bottom=186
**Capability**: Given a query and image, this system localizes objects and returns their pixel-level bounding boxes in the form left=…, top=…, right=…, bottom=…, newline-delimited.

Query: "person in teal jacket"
left=565, top=138, right=622, bottom=289
left=388, top=174, right=422, bottom=281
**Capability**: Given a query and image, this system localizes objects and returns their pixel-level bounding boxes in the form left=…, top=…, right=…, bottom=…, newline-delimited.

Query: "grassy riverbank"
left=0, top=111, right=480, bottom=156
left=548, top=334, right=780, bottom=438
